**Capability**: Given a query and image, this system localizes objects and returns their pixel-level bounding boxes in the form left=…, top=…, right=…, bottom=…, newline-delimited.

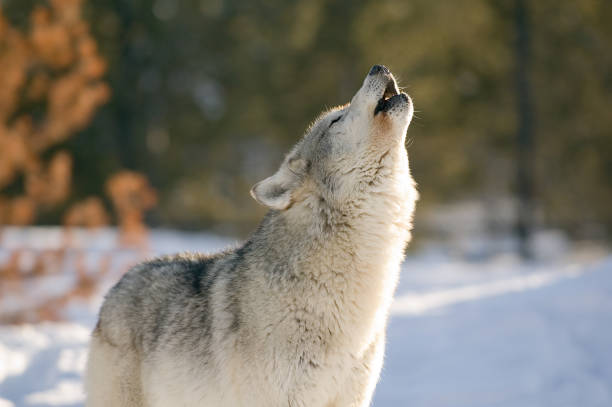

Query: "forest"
left=1, top=0, right=611, bottom=243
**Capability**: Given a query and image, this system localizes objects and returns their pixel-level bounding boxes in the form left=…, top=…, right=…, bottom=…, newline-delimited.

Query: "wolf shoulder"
left=94, top=251, right=228, bottom=351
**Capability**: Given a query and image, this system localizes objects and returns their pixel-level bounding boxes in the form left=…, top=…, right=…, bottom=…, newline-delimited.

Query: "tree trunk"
left=514, top=0, right=535, bottom=260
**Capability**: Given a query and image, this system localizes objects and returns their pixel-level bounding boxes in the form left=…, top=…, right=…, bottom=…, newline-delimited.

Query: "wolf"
left=85, top=65, right=418, bottom=407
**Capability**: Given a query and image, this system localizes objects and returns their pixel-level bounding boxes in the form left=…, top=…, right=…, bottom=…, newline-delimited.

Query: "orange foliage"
left=0, top=0, right=110, bottom=222
left=106, top=171, right=158, bottom=247
left=63, top=196, right=110, bottom=228
left=0, top=1, right=156, bottom=324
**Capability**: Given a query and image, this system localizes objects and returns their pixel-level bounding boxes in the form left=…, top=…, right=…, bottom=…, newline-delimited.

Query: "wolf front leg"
left=85, top=334, right=145, bottom=407
left=330, top=333, right=386, bottom=407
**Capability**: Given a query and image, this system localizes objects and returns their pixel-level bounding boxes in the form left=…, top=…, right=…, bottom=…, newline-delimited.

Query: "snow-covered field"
left=1, top=228, right=611, bottom=407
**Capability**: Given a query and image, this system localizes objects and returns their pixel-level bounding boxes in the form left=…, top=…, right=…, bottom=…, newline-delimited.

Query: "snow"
left=1, top=228, right=611, bottom=406
left=376, top=256, right=612, bottom=407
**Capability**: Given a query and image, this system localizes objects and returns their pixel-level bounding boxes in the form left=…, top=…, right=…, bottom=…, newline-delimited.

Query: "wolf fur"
left=86, top=65, right=418, bottom=407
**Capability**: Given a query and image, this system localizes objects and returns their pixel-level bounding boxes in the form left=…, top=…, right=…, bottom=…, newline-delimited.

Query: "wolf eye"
left=328, top=115, right=343, bottom=128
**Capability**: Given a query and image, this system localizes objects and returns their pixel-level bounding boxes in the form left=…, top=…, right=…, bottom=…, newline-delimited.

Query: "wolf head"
left=251, top=65, right=415, bottom=218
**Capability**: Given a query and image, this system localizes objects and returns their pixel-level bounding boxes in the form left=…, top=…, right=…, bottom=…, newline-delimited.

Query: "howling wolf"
left=86, top=65, right=418, bottom=407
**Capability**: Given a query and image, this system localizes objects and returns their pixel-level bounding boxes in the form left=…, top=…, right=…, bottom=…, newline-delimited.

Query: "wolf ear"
left=250, top=158, right=307, bottom=210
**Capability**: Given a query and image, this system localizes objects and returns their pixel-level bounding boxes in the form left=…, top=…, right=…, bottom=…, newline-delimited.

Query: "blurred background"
left=0, top=0, right=611, bottom=406
left=1, top=0, right=610, bottom=241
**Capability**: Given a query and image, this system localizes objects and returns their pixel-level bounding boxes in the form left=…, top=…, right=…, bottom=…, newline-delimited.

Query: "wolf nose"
left=369, top=65, right=390, bottom=76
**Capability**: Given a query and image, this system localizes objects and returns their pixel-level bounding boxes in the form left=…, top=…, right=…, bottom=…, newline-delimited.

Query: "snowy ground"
left=1, top=228, right=611, bottom=406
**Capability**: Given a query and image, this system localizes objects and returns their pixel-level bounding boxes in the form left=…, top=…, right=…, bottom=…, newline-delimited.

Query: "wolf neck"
left=251, top=155, right=416, bottom=346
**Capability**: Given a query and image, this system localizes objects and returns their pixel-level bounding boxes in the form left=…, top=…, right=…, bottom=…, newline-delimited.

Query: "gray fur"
left=86, top=66, right=418, bottom=407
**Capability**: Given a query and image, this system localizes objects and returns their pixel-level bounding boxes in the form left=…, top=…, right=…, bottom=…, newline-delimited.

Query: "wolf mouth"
left=374, top=78, right=405, bottom=115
